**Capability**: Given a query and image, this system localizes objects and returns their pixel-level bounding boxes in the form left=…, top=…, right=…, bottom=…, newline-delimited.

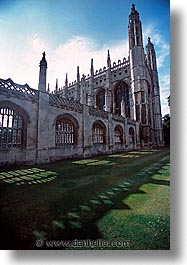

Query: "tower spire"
left=77, top=66, right=80, bottom=81
left=107, top=49, right=111, bottom=68
left=146, top=37, right=163, bottom=145
left=128, top=4, right=142, bottom=48
left=131, top=3, right=135, bottom=12
left=65, top=73, right=68, bottom=87
left=130, top=3, right=139, bottom=16
left=146, top=37, right=157, bottom=71
left=90, top=58, right=94, bottom=76
left=38, top=51, right=47, bottom=91
left=55, top=78, right=58, bottom=92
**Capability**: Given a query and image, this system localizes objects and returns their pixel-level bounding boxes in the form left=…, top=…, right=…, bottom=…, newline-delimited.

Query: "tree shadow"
left=0, top=150, right=170, bottom=249
left=150, top=179, right=170, bottom=186
left=35, top=159, right=170, bottom=250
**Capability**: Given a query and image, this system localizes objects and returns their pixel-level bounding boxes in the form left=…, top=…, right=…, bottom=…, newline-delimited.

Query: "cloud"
left=47, top=36, right=129, bottom=90
left=0, top=24, right=169, bottom=115
left=1, top=34, right=128, bottom=90
left=159, top=74, right=170, bottom=115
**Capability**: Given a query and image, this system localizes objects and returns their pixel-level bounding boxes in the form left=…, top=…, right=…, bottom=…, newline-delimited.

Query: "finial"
left=148, top=37, right=151, bottom=43
left=90, top=58, right=94, bottom=75
left=47, top=83, right=50, bottom=93
left=40, top=51, right=47, bottom=67
left=65, top=73, right=68, bottom=87
left=77, top=66, right=80, bottom=81
left=130, top=3, right=139, bottom=15
left=42, top=51, right=46, bottom=58
left=107, top=49, right=111, bottom=68
left=55, top=78, right=58, bottom=91
left=131, top=3, right=135, bottom=12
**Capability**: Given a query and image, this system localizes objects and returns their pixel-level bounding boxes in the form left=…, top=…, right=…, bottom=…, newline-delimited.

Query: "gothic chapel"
left=0, top=4, right=163, bottom=166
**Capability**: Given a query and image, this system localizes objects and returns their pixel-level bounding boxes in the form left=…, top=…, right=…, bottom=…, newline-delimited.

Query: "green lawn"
left=97, top=167, right=170, bottom=250
left=0, top=148, right=170, bottom=250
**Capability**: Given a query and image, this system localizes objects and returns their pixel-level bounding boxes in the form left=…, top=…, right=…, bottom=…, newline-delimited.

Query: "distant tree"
left=162, top=114, right=170, bottom=146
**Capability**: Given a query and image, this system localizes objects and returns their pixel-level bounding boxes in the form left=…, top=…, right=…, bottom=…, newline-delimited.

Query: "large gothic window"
left=114, top=125, right=123, bottom=144
left=114, top=81, right=130, bottom=117
left=96, top=89, right=105, bottom=110
left=0, top=107, right=23, bottom=148
left=93, top=121, right=106, bottom=144
left=55, top=115, right=78, bottom=147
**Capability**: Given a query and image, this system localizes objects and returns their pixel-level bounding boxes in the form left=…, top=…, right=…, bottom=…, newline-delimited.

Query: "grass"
left=97, top=169, right=170, bottom=249
left=0, top=148, right=170, bottom=250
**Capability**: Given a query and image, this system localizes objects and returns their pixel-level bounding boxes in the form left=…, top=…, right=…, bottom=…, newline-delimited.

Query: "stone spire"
left=65, top=73, right=68, bottom=87
left=130, top=3, right=139, bottom=15
left=128, top=4, right=143, bottom=48
left=77, top=66, right=80, bottom=82
left=55, top=78, right=58, bottom=93
left=107, top=49, right=111, bottom=68
left=90, top=58, right=94, bottom=76
left=38, top=52, right=47, bottom=91
left=146, top=37, right=157, bottom=71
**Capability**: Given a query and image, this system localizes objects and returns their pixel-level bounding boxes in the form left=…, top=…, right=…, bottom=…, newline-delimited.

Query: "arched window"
left=114, top=81, right=130, bottom=117
left=55, top=115, right=78, bottom=147
left=96, top=89, right=105, bottom=110
left=129, top=127, right=135, bottom=144
left=93, top=120, right=106, bottom=144
left=114, top=125, right=123, bottom=144
left=0, top=107, right=25, bottom=148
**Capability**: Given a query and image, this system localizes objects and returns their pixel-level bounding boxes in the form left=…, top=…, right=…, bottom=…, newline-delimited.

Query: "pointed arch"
left=92, top=120, right=106, bottom=144
left=113, top=81, right=130, bottom=117
left=96, top=88, right=105, bottom=110
left=55, top=113, right=79, bottom=146
left=114, top=125, right=124, bottom=144
left=129, top=127, right=135, bottom=143
left=0, top=101, right=29, bottom=149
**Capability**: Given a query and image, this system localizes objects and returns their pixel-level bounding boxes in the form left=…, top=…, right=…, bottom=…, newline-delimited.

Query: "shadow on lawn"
left=32, top=158, right=170, bottom=250
left=0, top=149, right=170, bottom=249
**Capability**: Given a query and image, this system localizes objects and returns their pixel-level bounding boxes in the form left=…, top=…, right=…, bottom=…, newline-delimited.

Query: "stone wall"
left=0, top=79, right=139, bottom=166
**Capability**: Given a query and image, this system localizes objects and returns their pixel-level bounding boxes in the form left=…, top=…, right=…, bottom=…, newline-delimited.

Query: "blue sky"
left=0, top=0, right=170, bottom=115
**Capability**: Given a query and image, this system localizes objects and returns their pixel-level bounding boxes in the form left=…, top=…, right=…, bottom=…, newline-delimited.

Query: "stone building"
left=0, top=4, right=163, bottom=166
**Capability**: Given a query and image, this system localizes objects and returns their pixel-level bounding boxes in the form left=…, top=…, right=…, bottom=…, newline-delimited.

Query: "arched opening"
left=114, top=125, right=123, bottom=144
left=0, top=102, right=28, bottom=149
left=92, top=120, right=106, bottom=144
left=55, top=114, right=78, bottom=147
left=96, top=88, right=105, bottom=110
left=114, top=81, right=130, bottom=117
left=129, top=127, right=135, bottom=144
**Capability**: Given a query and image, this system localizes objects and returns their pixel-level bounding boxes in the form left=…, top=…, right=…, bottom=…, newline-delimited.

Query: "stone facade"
left=0, top=5, right=163, bottom=166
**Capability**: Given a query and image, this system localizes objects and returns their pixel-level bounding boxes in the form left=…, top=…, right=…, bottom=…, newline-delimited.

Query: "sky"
left=0, top=0, right=170, bottom=115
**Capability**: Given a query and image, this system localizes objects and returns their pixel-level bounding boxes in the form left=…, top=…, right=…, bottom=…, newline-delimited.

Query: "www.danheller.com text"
left=36, top=239, right=130, bottom=249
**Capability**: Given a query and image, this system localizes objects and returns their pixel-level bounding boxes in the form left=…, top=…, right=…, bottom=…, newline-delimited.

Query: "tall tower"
left=38, top=52, right=47, bottom=92
left=37, top=52, right=49, bottom=163
left=128, top=4, right=150, bottom=146
left=146, top=37, right=163, bottom=146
